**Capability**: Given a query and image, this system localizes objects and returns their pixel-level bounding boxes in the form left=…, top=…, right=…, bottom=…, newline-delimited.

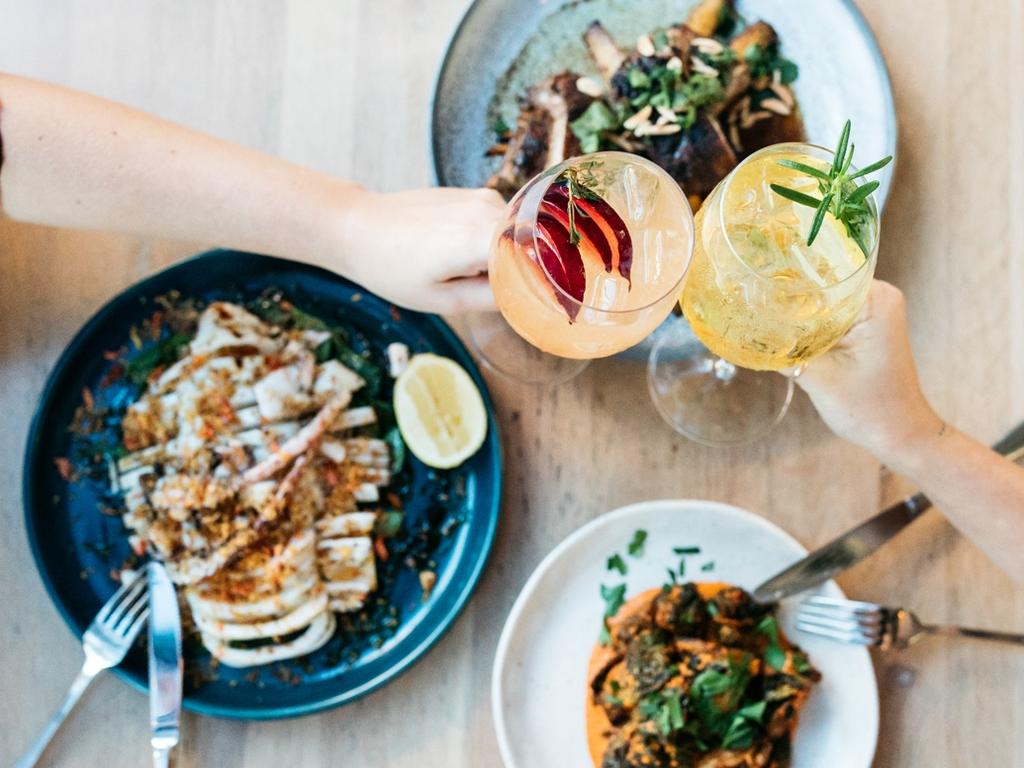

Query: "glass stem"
left=712, top=357, right=737, bottom=383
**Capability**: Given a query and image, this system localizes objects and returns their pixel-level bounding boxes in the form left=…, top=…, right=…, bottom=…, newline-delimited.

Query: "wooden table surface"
left=2, top=1, right=1022, bottom=766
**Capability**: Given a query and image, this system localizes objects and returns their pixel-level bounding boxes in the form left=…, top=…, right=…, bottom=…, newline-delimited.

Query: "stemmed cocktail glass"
left=468, top=152, right=695, bottom=385
left=648, top=132, right=887, bottom=445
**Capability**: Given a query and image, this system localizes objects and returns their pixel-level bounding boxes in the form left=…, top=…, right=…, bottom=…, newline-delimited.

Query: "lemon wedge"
left=393, top=354, right=487, bottom=469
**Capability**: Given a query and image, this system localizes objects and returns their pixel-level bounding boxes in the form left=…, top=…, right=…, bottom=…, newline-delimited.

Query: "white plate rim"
left=491, top=498, right=880, bottom=768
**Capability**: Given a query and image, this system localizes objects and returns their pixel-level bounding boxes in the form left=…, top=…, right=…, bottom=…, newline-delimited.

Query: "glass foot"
left=647, top=319, right=794, bottom=446
left=465, top=312, right=589, bottom=386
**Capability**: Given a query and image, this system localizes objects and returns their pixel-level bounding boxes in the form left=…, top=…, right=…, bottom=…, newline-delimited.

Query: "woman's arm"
left=798, top=280, right=1024, bottom=584
left=0, top=73, right=503, bottom=313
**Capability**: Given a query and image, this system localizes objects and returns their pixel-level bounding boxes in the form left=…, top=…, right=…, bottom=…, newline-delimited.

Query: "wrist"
left=309, top=179, right=371, bottom=281
left=869, top=400, right=946, bottom=470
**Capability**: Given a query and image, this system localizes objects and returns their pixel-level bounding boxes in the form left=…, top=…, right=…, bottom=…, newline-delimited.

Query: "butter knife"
left=148, top=562, right=183, bottom=768
left=753, top=422, right=1024, bottom=603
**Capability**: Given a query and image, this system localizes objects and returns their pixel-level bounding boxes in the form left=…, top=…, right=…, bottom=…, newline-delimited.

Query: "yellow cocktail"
left=682, top=144, right=877, bottom=371
left=648, top=126, right=889, bottom=445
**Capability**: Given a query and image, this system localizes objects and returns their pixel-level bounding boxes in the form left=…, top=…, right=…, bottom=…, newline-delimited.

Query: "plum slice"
left=543, top=181, right=634, bottom=286
left=535, top=213, right=586, bottom=321
left=542, top=185, right=615, bottom=274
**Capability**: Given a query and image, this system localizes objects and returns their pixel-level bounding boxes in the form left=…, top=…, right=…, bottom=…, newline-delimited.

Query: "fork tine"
left=804, top=595, right=881, bottom=614
left=796, top=619, right=877, bottom=646
left=796, top=610, right=879, bottom=634
left=121, top=606, right=150, bottom=642
left=94, top=572, right=145, bottom=624
left=102, top=578, right=147, bottom=629
left=113, top=592, right=149, bottom=636
left=799, top=603, right=884, bottom=627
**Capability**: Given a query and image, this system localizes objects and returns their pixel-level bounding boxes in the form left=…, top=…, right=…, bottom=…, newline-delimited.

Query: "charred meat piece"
left=687, top=0, right=733, bottom=37
left=599, top=660, right=640, bottom=725
left=653, top=583, right=709, bottom=638
left=486, top=73, right=595, bottom=199
left=584, top=21, right=626, bottom=85
left=624, top=628, right=673, bottom=694
left=711, top=586, right=773, bottom=622
left=647, top=112, right=738, bottom=205
left=729, top=20, right=777, bottom=58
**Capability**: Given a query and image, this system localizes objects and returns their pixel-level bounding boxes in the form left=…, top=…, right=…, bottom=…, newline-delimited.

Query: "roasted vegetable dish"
left=586, top=582, right=820, bottom=768
left=488, top=0, right=803, bottom=210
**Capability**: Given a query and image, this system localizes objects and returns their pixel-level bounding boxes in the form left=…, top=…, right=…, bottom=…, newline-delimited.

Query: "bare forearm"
left=0, top=73, right=355, bottom=269
left=880, top=426, right=1024, bottom=584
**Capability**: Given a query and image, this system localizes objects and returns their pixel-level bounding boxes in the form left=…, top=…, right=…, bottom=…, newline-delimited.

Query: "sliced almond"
left=740, top=110, right=773, bottom=129
left=655, top=106, right=677, bottom=125
left=636, top=35, right=655, bottom=57
left=666, top=56, right=683, bottom=73
left=770, top=83, right=795, bottom=108
left=575, top=76, right=604, bottom=98
left=692, top=37, right=725, bottom=55
left=647, top=123, right=682, bottom=136
left=690, top=56, right=719, bottom=78
left=760, top=98, right=791, bottom=116
left=623, top=104, right=654, bottom=131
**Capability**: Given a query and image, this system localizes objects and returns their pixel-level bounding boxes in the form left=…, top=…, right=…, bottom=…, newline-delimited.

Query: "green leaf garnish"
left=607, top=553, right=628, bottom=575
left=569, top=101, right=620, bottom=155
left=627, top=529, right=648, bottom=557
left=771, top=119, right=892, bottom=257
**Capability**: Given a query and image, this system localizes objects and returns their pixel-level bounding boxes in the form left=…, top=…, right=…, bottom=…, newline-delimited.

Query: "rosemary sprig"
left=559, top=165, right=601, bottom=246
left=770, top=120, right=892, bottom=256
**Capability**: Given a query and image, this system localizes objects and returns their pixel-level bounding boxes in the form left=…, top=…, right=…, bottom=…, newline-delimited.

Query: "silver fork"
left=15, top=570, right=150, bottom=768
left=797, top=596, right=1024, bottom=651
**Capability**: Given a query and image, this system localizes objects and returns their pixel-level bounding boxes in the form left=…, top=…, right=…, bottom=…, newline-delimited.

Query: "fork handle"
left=928, top=625, right=1024, bottom=646
left=14, top=663, right=99, bottom=768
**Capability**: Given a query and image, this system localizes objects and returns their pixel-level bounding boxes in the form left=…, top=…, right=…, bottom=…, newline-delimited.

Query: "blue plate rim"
left=428, top=0, right=898, bottom=209
left=21, top=248, right=503, bottom=720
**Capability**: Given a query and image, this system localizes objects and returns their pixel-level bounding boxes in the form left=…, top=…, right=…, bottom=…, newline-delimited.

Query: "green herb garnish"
left=745, top=43, right=798, bottom=84
left=673, top=546, right=701, bottom=555
left=755, top=615, right=787, bottom=671
left=770, top=120, right=892, bottom=257
left=598, top=583, right=627, bottom=645
left=557, top=164, right=602, bottom=246
left=607, top=553, right=628, bottom=576
left=627, top=529, right=648, bottom=557
left=569, top=101, right=620, bottom=154
left=701, top=561, right=716, bottom=572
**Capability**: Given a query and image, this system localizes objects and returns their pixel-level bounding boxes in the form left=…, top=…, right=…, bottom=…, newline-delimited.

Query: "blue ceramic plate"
left=431, top=0, right=896, bottom=205
left=22, top=250, right=502, bottom=719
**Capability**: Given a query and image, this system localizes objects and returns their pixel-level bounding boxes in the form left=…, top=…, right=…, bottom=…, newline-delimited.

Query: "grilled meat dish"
left=487, top=0, right=804, bottom=209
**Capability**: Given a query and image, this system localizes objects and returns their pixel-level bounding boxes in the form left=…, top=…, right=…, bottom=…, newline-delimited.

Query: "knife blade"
left=753, top=421, right=1024, bottom=603
left=147, top=562, right=182, bottom=768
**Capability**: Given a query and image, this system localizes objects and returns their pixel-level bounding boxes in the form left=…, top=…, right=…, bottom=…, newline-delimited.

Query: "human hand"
left=796, top=280, right=944, bottom=459
left=335, top=187, right=505, bottom=315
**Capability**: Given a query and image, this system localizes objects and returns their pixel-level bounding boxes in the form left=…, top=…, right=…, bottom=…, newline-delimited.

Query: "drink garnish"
left=537, top=164, right=634, bottom=306
left=535, top=213, right=587, bottom=320
left=769, top=120, right=892, bottom=257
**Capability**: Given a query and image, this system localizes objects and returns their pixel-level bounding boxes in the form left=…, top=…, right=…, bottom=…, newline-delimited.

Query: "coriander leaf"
left=601, top=583, right=627, bottom=618
left=607, top=553, right=628, bottom=576
left=570, top=101, right=620, bottom=154
left=124, top=333, right=190, bottom=386
left=627, top=529, right=648, bottom=557
left=755, top=615, right=787, bottom=671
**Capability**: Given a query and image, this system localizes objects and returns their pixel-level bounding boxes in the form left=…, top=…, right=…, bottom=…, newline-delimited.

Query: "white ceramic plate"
left=492, top=500, right=879, bottom=768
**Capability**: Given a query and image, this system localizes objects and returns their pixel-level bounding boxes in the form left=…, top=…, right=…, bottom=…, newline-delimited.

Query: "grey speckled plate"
left=430, top=0, right=897, bottom=209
